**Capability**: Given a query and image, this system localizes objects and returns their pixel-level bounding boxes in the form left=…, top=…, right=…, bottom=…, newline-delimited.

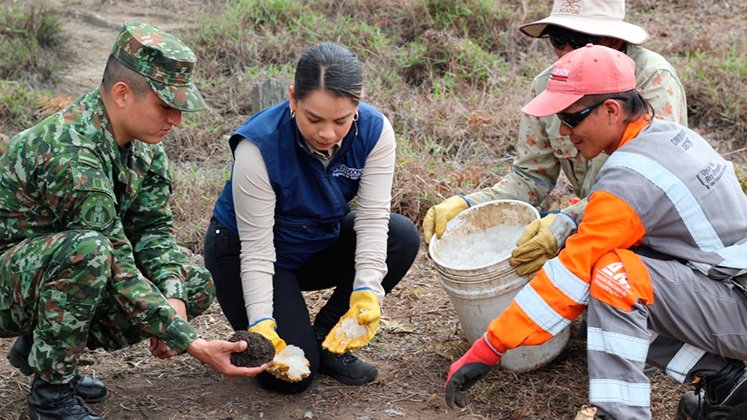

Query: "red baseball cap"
left=521, top=44, right=637, bottom=117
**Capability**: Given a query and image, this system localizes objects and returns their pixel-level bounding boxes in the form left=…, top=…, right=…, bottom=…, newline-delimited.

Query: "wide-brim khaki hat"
left=520, top=0, right=650, bottom=45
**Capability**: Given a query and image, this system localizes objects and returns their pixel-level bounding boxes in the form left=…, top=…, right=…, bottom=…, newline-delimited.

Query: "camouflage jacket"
left=466, top=45, right=688, bottom=223
left=0, top=88, right=197, bottom=352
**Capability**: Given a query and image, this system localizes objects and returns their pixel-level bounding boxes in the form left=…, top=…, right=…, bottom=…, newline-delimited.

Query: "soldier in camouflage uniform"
left=0, top=22, right=266, bottom=420
left=422, top=0, right=688, bottom=276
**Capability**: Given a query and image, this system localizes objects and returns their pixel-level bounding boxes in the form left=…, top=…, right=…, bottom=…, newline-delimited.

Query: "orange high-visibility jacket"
left=486, top=117, right=747, bottom=353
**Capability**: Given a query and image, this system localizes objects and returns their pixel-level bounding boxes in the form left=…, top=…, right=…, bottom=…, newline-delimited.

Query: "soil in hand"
left=228, top=331, right=275, bottom=367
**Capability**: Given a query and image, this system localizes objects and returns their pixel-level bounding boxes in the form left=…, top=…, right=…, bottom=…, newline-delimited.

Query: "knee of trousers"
left=589, top=249, right=654, bottom=312
left=183, top=263, right=215, bottom=318
left=53, top=230, right=114, bottom=278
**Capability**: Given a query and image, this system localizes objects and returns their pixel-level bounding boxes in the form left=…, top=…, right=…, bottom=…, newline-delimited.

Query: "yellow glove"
left=250, top=318, right=311, bottom=382
left=248, top=318, right=286, bottom=353
left=422, top=195, right=470, bottom=244
left=509, top=212, right=576, bottom=276
left=266, top=345, right=310, bottom=382
left=322, top=289, right=381, bottom=354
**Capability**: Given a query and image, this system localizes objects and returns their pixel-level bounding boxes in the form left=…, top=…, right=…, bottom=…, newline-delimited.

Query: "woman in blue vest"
left=204, top=43, right=420, bottom=394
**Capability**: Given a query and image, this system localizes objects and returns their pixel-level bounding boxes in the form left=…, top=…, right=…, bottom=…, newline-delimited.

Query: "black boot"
left=676, top=361, right=747, bottom=419
left=314, top=326, right=377, bottom=385
left=27, top=376, right=104, bottom=420
left=319, top=350, right=378, bottom=385
left=8, top=335, right=108, bottom=403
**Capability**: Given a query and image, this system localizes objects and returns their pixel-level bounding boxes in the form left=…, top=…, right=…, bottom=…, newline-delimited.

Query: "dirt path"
left=44, top=0, right=204, bottom=95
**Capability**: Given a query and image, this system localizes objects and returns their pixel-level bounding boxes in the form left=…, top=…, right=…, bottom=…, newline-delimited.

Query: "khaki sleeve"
left=465, top=80, right=560, bottom=207
left=637, top=66, right=688, bottom=125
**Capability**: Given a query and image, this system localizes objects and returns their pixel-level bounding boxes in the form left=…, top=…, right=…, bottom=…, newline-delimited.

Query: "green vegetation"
left=170, top=163, right=232, bottom=253
left=737, top=167, right=747, bottom=193
left=675, top=46, right=747, bottom=142
left=0, top=81, right=46, bottom=135
left=0, top=4, right=66, bottom=82
left=0, top=4, right=64, bottom=135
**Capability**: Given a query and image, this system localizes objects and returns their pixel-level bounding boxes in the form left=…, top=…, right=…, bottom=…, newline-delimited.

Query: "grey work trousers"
left=587, top=255, right=747, bottom=419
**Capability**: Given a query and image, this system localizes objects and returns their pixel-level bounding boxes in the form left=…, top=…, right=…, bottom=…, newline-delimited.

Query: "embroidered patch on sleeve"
left=79, top=193, right=116, bottom=230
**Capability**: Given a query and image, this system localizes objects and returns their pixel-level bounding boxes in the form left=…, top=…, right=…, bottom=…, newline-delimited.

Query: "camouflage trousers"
left=0, top=230, right=214, bottom=384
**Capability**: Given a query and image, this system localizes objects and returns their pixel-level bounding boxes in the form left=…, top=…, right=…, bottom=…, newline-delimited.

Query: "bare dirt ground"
left=0, top=1, right=699, bottom=419
left=3, top=250, right=691, bottom=420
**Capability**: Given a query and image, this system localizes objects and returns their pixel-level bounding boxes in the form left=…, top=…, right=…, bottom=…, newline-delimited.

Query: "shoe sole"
left=81, top=392, right=108, bottom=404
left=319, top=367, right=378, bottom=386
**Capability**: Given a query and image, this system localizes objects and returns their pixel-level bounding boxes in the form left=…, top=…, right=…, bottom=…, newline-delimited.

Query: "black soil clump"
left=228, top=331, right=275, bottom=367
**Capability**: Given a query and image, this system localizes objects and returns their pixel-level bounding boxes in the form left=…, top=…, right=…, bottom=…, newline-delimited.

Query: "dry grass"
left=173, top=0, right=747, bottom=237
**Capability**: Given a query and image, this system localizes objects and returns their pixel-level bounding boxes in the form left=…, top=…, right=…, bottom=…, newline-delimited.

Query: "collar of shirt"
left=304, top=139, right=342, bottom=161
left=616, top=114, right=652, bottom=150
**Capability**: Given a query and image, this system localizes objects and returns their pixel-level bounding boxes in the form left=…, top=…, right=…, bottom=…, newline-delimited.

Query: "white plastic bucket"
left=429, top=199, right=570, bottom=372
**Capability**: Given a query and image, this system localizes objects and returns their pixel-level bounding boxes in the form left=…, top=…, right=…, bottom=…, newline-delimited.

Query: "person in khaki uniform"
left=422, top=0, right=687, bottom=276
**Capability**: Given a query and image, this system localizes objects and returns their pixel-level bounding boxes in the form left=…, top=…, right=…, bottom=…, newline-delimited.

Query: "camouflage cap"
left=111, top=22, right=205, bottom=112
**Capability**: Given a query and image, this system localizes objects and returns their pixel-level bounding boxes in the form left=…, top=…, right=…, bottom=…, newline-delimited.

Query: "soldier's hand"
left=150, top=337, right=178, bottom=359
left=167, top=298, right=188, bottom=320
left=186, top=338, right=269, bottom=377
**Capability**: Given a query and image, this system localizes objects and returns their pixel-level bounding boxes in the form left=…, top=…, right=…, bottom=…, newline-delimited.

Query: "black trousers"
left=203, top=212, right=420, bottom=393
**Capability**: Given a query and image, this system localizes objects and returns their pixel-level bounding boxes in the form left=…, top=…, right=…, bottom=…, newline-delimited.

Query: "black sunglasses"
left=557, top=97, right=627, bottom=128
left=546, top=31, right=601, bottom=50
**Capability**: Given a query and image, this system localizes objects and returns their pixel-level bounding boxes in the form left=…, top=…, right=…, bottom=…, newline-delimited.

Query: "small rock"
left=384, top=407, right=405, bottom=417
left=250, top=79, right=288, bottom=113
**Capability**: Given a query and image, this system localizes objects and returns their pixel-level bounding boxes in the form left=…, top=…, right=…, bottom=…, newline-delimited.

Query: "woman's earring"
left=353, top=111, right=359, bottom=122
left=290, top=108, right=296, bottom=119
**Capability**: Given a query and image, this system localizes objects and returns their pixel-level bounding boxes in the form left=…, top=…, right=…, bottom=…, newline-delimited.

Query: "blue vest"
left=212, top=100, right=384, bottom=270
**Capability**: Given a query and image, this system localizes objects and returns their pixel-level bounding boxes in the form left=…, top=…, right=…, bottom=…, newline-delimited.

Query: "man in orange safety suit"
left=443, top=44, right=747, bottom=419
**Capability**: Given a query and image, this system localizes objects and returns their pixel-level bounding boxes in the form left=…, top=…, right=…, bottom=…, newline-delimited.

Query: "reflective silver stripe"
left=666, top=344, right=705, bottom=384
left=481, top=334, right=504, bottom=357
left=544, top=258, right=589, bottom=305
left=719, top=243, right=747, bottom=269
left=514, top=284, right=571, bottom=336
left=689, top=261, right=713, bottom=276
left=587, top=327, right=648, bottom=363
left=589, top=379, right=650, bottom=407
left=607, top=152, right=723, bottom=251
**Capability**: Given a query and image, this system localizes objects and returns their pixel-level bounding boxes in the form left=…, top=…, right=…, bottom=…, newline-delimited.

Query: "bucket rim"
left=428, top=199, right=540, bottom=271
